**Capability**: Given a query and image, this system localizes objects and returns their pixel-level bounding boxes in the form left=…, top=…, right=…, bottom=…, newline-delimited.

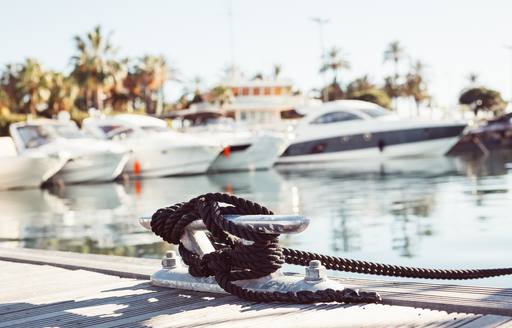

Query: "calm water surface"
left=1, top=152, right=512, bottom=287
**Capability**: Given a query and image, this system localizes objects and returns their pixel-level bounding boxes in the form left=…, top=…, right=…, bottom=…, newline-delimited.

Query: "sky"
left=1, top=0, right=512, bottom=108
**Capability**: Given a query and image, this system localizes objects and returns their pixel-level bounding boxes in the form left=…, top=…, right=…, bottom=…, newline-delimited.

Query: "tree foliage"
left=383, top=40, right=404, bottom=81
left=319, top=47, right=350, bottom=84
left=0, top=26, right=171, bottom=118
left=459, top=87, right=506, bottom=116
left=346, top=75, right=391, bottom=109
left=209, top=85, right=233, bottom=107
left=348, top=88, right=391, bottom=109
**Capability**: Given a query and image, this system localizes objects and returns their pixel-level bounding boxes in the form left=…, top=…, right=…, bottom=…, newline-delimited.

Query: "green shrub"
left=348, top=88, right=392, bottom=109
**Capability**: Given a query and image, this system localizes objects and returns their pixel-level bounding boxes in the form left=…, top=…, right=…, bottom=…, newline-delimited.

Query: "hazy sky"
left=1, top=0, right=512, bottom=107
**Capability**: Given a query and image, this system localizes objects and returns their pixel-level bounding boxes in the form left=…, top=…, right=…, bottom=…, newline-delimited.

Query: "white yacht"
left=171, top=110, right=287, bottom=172
left=9, top=119, right=130, bottom=183
left=0, top=137, right=67, bottom=190
left=82, top=114, right=222, bottom=177
left=277, top=100, right=467, bottom=164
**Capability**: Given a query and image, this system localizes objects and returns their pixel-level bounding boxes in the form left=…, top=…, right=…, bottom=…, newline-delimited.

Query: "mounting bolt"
left=304, top=260, right=326, bottom=282
left=162, top=250, right=179, bottom=269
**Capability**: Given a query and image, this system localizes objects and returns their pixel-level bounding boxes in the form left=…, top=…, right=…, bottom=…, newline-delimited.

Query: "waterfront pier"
left=1, top=248, right=512, bottom=327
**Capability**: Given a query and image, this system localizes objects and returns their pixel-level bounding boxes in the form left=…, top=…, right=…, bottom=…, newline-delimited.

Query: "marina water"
left=1, top=152, right=512, bottom=287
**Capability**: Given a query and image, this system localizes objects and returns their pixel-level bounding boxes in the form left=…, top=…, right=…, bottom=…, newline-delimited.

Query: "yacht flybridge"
left=277, top=100, right=467, bottom=164
left=9, top=119, right=130, bottom=183
left=82, top=114, right=222, bottom=177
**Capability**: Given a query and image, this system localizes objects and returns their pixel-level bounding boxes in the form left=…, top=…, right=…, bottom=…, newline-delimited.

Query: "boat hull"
left=55, top=152, right=129, bottom=183
left=277, top=124, right=466, bottom=164
left=209, top=134, right=287, bottom=172
left=124, top=145, right=220, bottom=178
left=0, top=156, right=66, bottom=190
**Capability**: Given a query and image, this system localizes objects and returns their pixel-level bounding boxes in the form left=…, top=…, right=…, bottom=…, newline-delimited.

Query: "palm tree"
left=273, top=64, right=282, bottom=80
left=126, top=55, right=169, bottom=114
left=16, top=59, right=52, bottom=116
left=383, top=76, right=402, bottom=100
left=411, top=60, right=425, bottom=76
left=0, top=88, right=10, bottom=112
left=383, top=41, right=405, bottom=81
left=45, top=72, right=79, bottom=116
left=403, top=60, right=430, bottom=115
left=0, top=64, right=20, bottom=112
left=71, top=25, right=121, bottom=111
left=319, top=47, right=350, bottom=84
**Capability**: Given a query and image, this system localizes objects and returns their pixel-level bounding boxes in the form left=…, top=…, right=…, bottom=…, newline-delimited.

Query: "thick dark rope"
left=150, top=193, right=512, bottom=304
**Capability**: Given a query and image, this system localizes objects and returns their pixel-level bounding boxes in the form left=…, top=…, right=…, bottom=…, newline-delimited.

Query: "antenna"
left=310, top=17, right=330, bottom=56
left=310, top=17, right=330, bottom=101
left=227, top=0, right=235, bottom=79
left=505, top=45, right=512, bottom=101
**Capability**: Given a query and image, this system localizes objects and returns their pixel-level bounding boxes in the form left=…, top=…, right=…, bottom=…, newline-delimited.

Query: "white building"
left=190, top=78, right=320, bottom=127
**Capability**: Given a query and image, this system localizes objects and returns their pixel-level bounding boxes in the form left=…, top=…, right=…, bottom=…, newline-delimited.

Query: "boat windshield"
left=94, top=124, right=124, bottom=138
left=358, top=107, right=389, bottom=118
left=16, top=125, right=54, bottom=149
left=16, top=123, right=85, bottom=149
left=310, top=111, right=362, bottom=124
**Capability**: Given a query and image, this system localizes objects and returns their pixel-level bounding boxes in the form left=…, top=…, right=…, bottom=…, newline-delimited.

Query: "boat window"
left=358, top=107, right=388, bottom=118
left=52, top=124, right=85, bottom=139
left=310, top=111, right=361, bottom=124
left=99, top=125, right=123, bottom=135
left=16, top=125, right=53, bottom=148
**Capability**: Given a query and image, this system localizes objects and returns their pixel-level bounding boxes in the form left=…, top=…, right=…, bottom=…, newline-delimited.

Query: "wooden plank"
left=139, top=302, right=478, bottom=328
left=14, top=291, right=222, bottom=328
left=2, top=248, right=512, bottom=318
left=0, top=247, right=158, bottom=279
left=0, top=281, right=160, bottom=321
left=0, top=288, right=182, bottom=327
left=0, top=279, right=143, bottom=316
left=252, top=304, right=466, bottom=328
left=458, top=315, right=512, bottom=327
left=0, top=268, right=122, bottom=303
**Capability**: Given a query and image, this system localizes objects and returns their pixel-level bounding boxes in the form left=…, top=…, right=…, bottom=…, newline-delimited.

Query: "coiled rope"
left=150, top=193, right=512, bottom=304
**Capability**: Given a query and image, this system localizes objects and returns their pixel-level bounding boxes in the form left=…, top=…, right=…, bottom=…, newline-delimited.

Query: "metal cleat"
left=140, top=214, right=346, bottom=294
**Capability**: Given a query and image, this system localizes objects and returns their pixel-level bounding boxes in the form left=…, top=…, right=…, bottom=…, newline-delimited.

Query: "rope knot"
left=202, top=249, right=232, bottom=273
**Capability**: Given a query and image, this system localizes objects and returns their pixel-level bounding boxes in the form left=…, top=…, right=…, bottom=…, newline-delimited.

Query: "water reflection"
left=1, top=152, right=512, bottom=286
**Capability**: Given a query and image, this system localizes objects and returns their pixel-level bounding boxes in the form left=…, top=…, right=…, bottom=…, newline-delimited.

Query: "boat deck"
left=1, top=248, right=512, bottom=327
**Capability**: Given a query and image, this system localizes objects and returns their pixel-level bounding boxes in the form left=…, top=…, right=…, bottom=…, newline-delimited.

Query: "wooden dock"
left=1, top=248, right=512, bottom=327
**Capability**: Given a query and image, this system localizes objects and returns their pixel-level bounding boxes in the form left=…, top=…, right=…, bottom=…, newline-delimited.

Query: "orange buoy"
left=223, top=146, right=231, bottom=157
left=133, top=160, right=141, bottom=176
